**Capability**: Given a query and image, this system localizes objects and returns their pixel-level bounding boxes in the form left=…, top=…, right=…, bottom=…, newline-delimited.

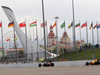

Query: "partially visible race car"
left=85, top=59, right=100, bottom=65
left=38, top=61, right=54, bottom=67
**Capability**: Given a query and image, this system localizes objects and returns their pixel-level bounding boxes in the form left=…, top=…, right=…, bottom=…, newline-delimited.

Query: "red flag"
left=52, top=22, right=56, bottom=29
left=81, top=22, right=87, bottom=28
left=41, top=22, right=47, bottom=27
left=6, top=39, right=10, bottom=41
left=0, top=22, right=2, bottom=27
left=19, top=22, right=26, bottom=27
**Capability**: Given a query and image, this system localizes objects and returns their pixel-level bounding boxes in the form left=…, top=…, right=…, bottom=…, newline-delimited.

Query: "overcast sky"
left=0, top=0, right=100, bottom=46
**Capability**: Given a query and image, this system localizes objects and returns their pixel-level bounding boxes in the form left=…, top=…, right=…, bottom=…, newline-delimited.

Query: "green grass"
left=48, top=49, right=100, bottom=61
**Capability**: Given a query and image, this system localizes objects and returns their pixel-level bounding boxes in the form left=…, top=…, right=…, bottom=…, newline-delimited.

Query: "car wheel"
left=39, top=64, right=41, bottom=67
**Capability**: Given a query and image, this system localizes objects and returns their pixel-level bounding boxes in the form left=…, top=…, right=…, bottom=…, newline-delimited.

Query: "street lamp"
left=55, top=16, right=59, bottom=19
left=54, top=16, right=59, bottom=55
left=42, top=0, right=47, bottom=62
left=72, top=0, right=79, bottom=60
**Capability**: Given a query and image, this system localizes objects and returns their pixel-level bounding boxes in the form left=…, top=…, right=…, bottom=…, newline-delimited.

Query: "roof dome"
left=50, top=25, right=52, bottom=29
left=62, top=32, right=68, bottom=38
left=48, top=31, right=56, bottom=38
left=48, top=25, right=56, bottom=38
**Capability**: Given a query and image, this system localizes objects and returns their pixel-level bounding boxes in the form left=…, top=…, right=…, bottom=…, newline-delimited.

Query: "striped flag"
left=30, top=21, right=37, bottom=27
left=93, top=24, right=97, bottom=29
left=8, top=21, right=14, bottom=28
left=75, top=23, right=80, bottom=27
left=89, top=23, right=93, bottom=29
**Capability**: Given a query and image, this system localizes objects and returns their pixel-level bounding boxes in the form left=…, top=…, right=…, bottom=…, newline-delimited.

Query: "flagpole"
left=62, top=39, right=64, bottom=60
left=12, top=21, right=18, bottom=64
left=97, top=22, right=99, bottom=45
left=72, top=0, right=79, bottom=60
left=46, top=21, right=49, bottom=58
left=86, top=21, right=88, bottom=46
left=55, top=16, right=59, bottom=55
left=40, top=24, right=43, bottom=45
left=92, top=21, right=95, bottom=59
left=1, top=21, right=4, bottom=63
left=9, top=39, right=12, bottom=60
left=79, top=21, right=81, bottom=47
left=13, top=27, right=17, bottom=64
left=85, top=21, right=88, bottom=60
left=36, top=20, right=39, bottom=62
left=40, top=24, right=42, bottom=45
left=29, top=19, right=33, bottom=63
left=64, top=20, right=67, bottom=59
left=25, top=19, right=27, bottom=62
left=32, top=23, right=34, bottom=63
left=61, top=22, right=64, bottom=61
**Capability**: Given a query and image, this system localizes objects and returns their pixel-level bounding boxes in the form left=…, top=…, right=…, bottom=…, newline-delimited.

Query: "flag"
left=0, top=22, right=2, bottom=27
left=30, top=21, right=37, bottom=27
left=8, top=21, right=14, bottom=28
left=34, top=37, right=38, bottom=41
left=89, top=23, right=93, bottom=29
left=14, top=37, right=17, bottom=41
left=52, top=22, right=56, bottom=29
left=41, top=22, right=47, bottom=27
left=19, top=22, right=26, bottom=27
left=75, top=23, right=80, bottom=27
left=97, top=24, right=100, bottom=28
left=6, top=39, right=10, bottom=41
left=68, top=22, right=73, bottom=28
left=93, top=24, right=97, bottom=29
left=81, top=22, right=87, bottom=28
left=61, top=22, right=65, bottom=29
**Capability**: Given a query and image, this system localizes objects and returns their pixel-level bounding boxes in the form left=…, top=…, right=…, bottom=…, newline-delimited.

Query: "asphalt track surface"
left=0, top=66, right=100, bottom=75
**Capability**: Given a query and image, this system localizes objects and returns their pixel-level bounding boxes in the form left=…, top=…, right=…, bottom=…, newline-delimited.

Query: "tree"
left=95, top=44, right=99, bottom=49
left=18, top=50, right=24, bottom=58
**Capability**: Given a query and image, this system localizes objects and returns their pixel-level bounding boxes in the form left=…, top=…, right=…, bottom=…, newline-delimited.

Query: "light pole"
left=42, top=0, right=47, bottom=62
left=72, top=0, right=79, bottom=60
left=55, top=16, right=59, bottom=55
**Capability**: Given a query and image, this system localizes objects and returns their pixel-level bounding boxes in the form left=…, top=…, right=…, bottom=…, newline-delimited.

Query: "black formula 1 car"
left=38, top=61, right=54, bottom=67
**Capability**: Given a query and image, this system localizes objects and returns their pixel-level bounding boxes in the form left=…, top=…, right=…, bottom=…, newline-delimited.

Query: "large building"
left=48, top=25, right=56, bottom=51
left=6, top=48, right=24, bottom=59
left=47, top=25, right=85, bottom=51
left=59, top=32, right=72, bottom=50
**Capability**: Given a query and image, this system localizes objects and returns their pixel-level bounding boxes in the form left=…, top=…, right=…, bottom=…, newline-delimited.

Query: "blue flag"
left=97, top=24, right=100, bottom=28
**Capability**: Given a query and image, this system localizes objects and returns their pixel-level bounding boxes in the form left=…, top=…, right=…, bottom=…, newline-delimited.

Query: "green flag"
left=14, top=37, right=17, bottom=41
left=61, top=22, right=65, bottom=29
left=75, top=23, right=80, bottom=27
